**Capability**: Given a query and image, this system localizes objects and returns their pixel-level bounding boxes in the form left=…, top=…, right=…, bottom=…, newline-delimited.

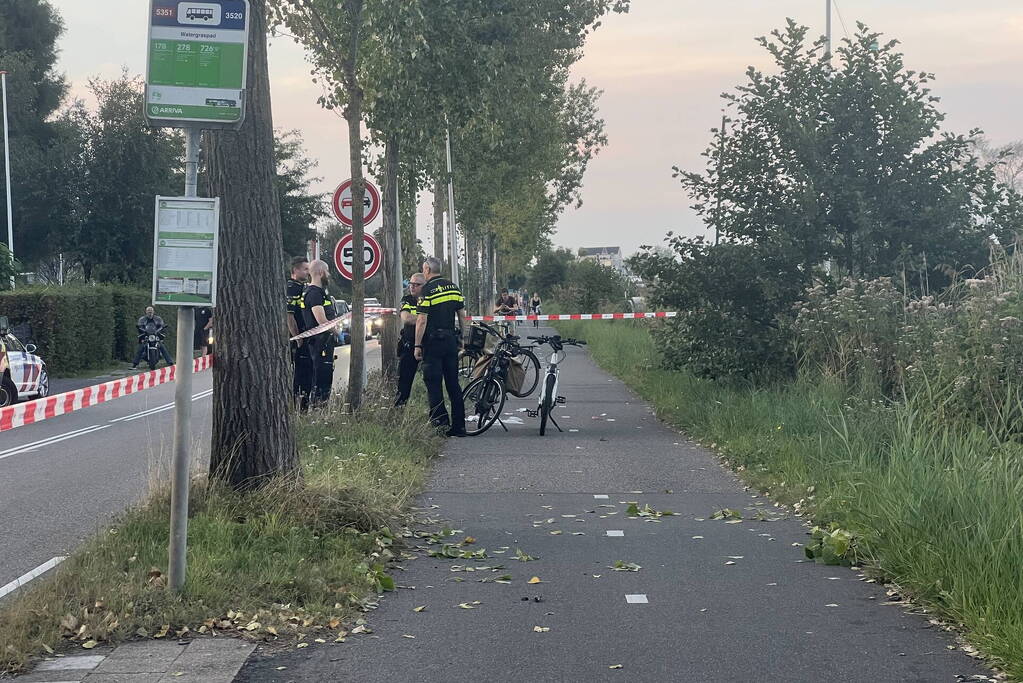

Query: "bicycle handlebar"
left=526, top=335, right=586, bottom=347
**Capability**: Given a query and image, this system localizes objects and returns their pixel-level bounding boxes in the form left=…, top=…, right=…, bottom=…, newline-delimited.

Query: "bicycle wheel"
left=459, top=350, right=480, bottom=380
left=463, top=377, right=506, bottom=436
left=539, top=373, right=556, bottom=436
left=509, top=349, right=540, bottom=398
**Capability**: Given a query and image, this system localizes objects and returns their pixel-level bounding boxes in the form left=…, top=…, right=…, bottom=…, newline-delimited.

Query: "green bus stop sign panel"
left=146, top=1, right=250, bottom=127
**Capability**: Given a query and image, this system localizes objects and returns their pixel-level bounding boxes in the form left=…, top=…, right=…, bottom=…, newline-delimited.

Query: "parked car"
left=332, top=298, right=352, bottom=345
left=0, top=318, right=49, bottom=407
left=365, top=297, right=385, bottom=337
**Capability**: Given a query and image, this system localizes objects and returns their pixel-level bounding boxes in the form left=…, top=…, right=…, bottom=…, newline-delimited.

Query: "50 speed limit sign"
left=333, top=233, right=382, bottom=281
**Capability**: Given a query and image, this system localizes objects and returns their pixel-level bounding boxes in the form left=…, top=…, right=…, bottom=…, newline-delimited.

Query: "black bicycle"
left=461, top=323, right=542, bottom=435
left=459, top=322, right=540, bottom=398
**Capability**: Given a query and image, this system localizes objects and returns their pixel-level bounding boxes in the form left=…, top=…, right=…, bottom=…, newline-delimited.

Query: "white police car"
left=0, top=317, right=48, bottom=407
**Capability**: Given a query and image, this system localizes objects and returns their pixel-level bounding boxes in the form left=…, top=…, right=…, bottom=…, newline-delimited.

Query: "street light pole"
left=444, top=116, right=460, bottom=285
left=1, top=71, right=15, bottom=289
left=825, top=0, right=832, bottom=62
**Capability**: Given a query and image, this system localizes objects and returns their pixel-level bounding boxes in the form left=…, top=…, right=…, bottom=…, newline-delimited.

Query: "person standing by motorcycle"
left=131, top=306, right=173, bottom=369
left=301, top=260, right=338, bottom=405
left=394, top=273, right=426, bottom=407
left=287, top=256, right=313, bottom=408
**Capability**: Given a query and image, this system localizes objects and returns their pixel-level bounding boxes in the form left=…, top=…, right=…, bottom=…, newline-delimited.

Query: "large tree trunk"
left=343, top=0, right=367, bottom=410
left=207, top=0, right=296, bottom=490
left=400, top=165, right=418, bottom=274
left=466, top=232, right=479, bottom=313
left=378, top=136, right=400, bottom=379
left=432, top=176, right=445, bottom=264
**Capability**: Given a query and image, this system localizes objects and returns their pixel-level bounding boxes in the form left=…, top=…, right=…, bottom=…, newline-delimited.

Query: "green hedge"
left=0, top=286, right=177, bottom=376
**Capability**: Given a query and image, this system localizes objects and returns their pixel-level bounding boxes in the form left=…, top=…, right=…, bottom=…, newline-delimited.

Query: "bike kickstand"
left=498, top=417, right=509, bottom=432
left=549, top=416, right=564, bottom=433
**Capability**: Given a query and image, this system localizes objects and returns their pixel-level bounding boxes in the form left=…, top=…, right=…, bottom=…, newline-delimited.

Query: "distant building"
left=578, top=246, right=624, bottom=273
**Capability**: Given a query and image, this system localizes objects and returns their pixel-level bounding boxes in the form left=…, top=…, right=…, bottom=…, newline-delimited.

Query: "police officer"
left=414, top=257, right=466, bottom=436
left=394, top=272, right=426, bottom=406
left=286, top=256, right=313, bottom=409
left=302, top=260, right=338, bottom=406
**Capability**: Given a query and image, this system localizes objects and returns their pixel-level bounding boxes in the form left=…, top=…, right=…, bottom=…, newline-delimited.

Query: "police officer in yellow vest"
left=395, top=272, right=427, bottom=407
left=286, top=256, right=313, bottom=409
left=414, top=257, right=466, bottom=436
left=302, top=260, right=338, bottom=406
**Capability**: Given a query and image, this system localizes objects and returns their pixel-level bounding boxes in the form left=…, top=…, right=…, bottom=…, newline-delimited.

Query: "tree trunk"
left=343, top=0, right=367, bottom=410
left=466, top=232, right=479, bottom=313
left=480, top=235, right=490, bottom=314
left=433, top=176, right=445, bottom=264
left=207, top=0, right=296, bottom=490
left=401, top=165, right=418, bottom=274
left=378, top=136, right=400, bottom=379
left=487, top=233, right=498, bottom=312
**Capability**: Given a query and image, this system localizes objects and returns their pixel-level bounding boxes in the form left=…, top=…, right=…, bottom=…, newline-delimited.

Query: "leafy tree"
left=552, top=258, right=627, bottom=313
left=528, top=247, right=574, bottom=297
left=0, top=0, right=68, bottom=265
left=207, top=0, right=297, bottom=488
left=74, top=74, right=182, bottom=283
left=680, top=21, right=1023, bottom=283
left=0, top=242, right=16, bottom=287
left=275, top=130, right=328, bottom=258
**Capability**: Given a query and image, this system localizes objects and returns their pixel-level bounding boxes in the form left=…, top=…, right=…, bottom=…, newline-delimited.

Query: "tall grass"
left=558, top=319, right=1023, bottom=678
left=0, top=386, right=442, bottom=673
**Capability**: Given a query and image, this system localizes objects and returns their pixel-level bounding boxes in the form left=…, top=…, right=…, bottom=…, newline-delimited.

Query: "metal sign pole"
left=167, top=126, right=200, bottom=593
left=1, top=71, right=14, bottom=289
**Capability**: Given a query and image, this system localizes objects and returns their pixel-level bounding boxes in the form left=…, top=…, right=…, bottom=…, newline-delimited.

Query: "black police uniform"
left=302, top=284, right=338, bottom=405
left=417, top=275, right=465, bottom=432
left=394, top=294, right=419, bottom=407
left=287, top=278, right=314, bottom=408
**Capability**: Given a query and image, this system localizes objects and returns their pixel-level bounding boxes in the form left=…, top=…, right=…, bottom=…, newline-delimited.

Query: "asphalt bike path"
left=237, top=328, right=992, bottom=682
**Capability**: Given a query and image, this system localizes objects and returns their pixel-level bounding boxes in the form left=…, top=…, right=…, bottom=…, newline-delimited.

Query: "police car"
left=0, top=317, right=49, bottom=407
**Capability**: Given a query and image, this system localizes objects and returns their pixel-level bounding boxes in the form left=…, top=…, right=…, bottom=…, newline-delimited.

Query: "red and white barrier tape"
left=289, top=307, right=398, bottom=342
left=0, top=355, right=213, bottom=433
left=467, top=311, right=678, bottom=322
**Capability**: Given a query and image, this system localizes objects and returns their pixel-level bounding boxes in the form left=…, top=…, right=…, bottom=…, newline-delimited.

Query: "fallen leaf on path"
left=413, top=606, right=427, bottom=612
left=533, top=626, right=550, bottom=632
left=402, top=634, right=416, bottom=639
left=528, top=576, right=542, bottom=584
left=81, top=640, right=97, bottom=649
left=296, top=643, right=309, bottom=649
left=549, top=530, right=562, bottom=535
left=610, top=561, right=641, bottom=572
left=609, top=664, right=623, bottom=669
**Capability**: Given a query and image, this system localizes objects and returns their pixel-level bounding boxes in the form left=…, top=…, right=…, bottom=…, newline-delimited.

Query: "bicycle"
left=526, top=334, right=586, bottom=436
left=461, top=323, right=542, bottom=436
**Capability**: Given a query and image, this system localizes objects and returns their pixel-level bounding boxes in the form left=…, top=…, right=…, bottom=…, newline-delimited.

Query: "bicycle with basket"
left=460, top=322, right=542, bottom=436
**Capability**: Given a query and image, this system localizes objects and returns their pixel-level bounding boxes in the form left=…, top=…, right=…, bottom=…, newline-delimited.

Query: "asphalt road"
left=0, top=340, right=381, bottom=597
left=238, top=327, right=993, bottom=683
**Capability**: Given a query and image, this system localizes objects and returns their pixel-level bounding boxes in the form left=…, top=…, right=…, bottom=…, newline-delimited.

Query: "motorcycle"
left=138, top=323, right=167, bottom=370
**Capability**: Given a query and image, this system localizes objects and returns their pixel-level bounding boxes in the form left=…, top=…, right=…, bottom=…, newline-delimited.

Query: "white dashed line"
left=0, top=556, right=67, bottom=599
left=625, top=594, right=648, bottom=604
left=605, top=530, right=624, bottom=537
left=593, top=494, right=609, bottom=499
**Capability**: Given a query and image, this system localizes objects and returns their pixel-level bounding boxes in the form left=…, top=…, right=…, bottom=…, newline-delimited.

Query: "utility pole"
left=444, top=117, right=460, bottom=285
left=825, top=0, right=832, bottom=62
left=1, top=71, right=14, bottom=289
left=715, top=112, right=726, bottom=246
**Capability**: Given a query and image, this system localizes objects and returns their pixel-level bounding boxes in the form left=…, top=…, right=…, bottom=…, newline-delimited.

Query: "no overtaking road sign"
left=332, top=179, right=381, bottom=227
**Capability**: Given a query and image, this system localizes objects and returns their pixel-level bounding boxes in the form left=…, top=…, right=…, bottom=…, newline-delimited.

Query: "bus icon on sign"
left=186, top=7, right=214, bottom=21
left=178, top=3, right=221, bottom=25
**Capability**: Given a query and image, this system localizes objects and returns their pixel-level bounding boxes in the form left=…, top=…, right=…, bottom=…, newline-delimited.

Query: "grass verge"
left=557, top=319, right=1023, bottom=679
left=0, top=384, right=443, bottom=673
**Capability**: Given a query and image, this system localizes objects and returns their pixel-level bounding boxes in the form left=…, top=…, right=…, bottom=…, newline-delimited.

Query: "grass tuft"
left=0, top=383, right=442, bottom=673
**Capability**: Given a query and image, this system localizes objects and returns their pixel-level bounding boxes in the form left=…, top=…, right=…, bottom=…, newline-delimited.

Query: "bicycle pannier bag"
left=505, top=356, right=526, bottom=394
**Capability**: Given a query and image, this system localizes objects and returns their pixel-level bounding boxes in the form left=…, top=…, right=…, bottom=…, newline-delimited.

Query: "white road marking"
left=0, top=425, right=111, bottom=460
left=0, top=556, right=67, bottom=599
left=606, top=530, right=625, bottom=537
left=625, top=594, right=648, bottom=604
left=593, top=494, right=609, bottom=499
left=1, top=389, right=213, bottom=461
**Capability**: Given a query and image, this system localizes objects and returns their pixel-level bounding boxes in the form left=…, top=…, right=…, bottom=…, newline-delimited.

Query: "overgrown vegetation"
left=0, top=388, right=442, bottom=673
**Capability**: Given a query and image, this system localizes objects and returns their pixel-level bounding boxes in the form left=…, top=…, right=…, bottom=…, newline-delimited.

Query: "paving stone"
left=92, top=642, right=184, bottom=674
left=81, top=675, right=163, bottom=683
left=35, top=655, right=107, bottom=672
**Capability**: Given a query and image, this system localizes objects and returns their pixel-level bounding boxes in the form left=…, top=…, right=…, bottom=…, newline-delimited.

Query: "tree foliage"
left=275, top=130, right=329, bottom=258
left=679, top=21, right=1023, bottom=281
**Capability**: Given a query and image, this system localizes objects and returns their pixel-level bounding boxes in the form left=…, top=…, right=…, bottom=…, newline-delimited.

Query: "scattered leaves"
left=610, top=561, right=641, bottom=572
left=514, top=548, right=537, bottom=562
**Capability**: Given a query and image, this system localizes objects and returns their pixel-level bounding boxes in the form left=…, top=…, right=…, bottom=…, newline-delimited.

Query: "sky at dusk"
left=50, top=1, right=1023, bottom=259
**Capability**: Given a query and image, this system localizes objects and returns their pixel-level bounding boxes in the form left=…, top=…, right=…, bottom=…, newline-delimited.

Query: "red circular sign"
left=334, top=233, right=382, bottom=281
left=331, top=179, right=381, bottom=227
